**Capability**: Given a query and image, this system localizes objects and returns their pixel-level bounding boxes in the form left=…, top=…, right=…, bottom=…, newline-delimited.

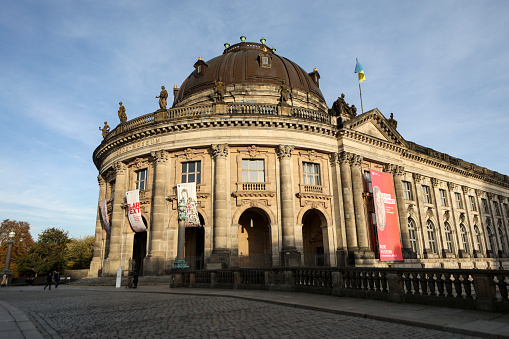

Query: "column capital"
left=475, top=188, right=483, bottom=197
left=447, top=182, right=456, bottom=191
left=276, top=145, right=294, bottom=158
left=329, top=152, right=340, bottom=165
left=462, top=185, right=470, bottom=195
left=498, top=195, right=505, bottom=202
left=212, top=144, right=229, bottom=158
left=430, top=178, right=439, bottom=187
left=412, top=173, right=422, bottom=183
left=350, top=154, right=363, bottom=167
left=113, top=161, right=127, bottom=175
left=338, top=151, right=352, bottom=165
left=98, top=175, right=106, bottom=187
left=487, top=192, right=494, bottom=200
left=151, top=150, right=170, bottom=164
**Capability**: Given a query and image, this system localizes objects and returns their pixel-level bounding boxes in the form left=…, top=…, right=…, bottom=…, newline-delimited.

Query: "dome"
left=173, top=41, right=325, bottom=108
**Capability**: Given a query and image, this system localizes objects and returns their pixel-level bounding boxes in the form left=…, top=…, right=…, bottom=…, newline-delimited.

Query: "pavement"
left=1, top=284, right=509, bottom=338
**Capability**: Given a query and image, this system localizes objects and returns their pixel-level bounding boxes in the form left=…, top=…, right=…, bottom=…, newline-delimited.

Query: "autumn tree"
left=0, top=219, right=35, bottom=277
left=17, top=227, right=70, bottom=275
left=65, top=236, right=94, bottom=270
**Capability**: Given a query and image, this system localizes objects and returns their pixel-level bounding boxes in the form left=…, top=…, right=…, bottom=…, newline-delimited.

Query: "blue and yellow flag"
left=354, top=61, right=365, bottom=83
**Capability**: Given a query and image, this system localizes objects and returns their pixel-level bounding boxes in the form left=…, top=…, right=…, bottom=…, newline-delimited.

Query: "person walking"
left=53, top=270, right=61, bottom=288
left=133, top=271, right=139, bottom=288
left=43, top=272, right=52, bottom=290
left=1, top=273, right=8, bottom=287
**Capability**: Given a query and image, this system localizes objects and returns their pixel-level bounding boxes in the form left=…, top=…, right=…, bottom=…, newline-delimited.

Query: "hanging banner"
left=126, top=190, right=147, bottom=232
left=99, top=199, right=111, bottom=235
left=177, top=183, right=201, bottom=227
left=370, top=169, right=403, bottom=261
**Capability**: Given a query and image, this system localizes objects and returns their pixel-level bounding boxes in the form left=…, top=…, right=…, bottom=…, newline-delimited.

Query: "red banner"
left=370, top=170, right=403, bottom=261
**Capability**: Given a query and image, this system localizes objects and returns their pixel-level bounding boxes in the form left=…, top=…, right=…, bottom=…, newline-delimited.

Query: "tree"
left=65, top=236, right=94, bottom=269
left=0, top=219, right=35, bottom=277
left=16, top=227, right=70, bottom=276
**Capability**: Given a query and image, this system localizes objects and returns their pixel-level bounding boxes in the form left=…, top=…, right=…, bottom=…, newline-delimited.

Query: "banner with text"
left=370, top=169, right=403, bottom=261
left=99, top=199, right=111, bottom=235
left=126, top=190, right=147, bottom=232
left=177, top=183, right=201, bottom=227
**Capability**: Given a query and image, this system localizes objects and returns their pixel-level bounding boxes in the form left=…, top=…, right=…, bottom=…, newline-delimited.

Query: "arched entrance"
left=132, top=217, right=148, bottom=275
left=238, top=208, right=271, bottom=267
left=302, top=209, right=325, bottom=266
left=185, top=213, right=205, bottom=270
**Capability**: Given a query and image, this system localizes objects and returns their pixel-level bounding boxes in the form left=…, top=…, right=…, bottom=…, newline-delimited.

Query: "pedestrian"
left=1, top=273, right=8, bottom=287
left=54, top=270, right=61, bottom=288
left=43, top=272, right=52, bottom=290
left=133, top=271, right=139, bottom=288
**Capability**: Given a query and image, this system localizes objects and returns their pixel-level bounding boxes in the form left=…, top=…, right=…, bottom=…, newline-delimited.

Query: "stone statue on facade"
left=331, top=93, right=357, bottom=118
left=99, top=121, right=110, bottom=138
left=156, top=86, right=168, bottom=110
left=118, top=102, right=127, bottom=124
left=214, top=80, right=225, bottom=102
left=388, top=113, right=398, bottom=129
left=280, top=82, right=289, bottom=103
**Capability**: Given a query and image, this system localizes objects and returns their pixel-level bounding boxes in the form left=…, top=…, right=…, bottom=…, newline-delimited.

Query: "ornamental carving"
left=338, top=151, right=352, bottom=165
left=185, top=148, right=196, bottom=160
left=462, top=186, right=469, bottom=194
left=383, top=163, right=396, bottom=173
left=329, top=153, right=339, bottom=165
left=412, top=173, right=422, bottom=183
left=426, top=207, right=434, bottom=219
left=444, top=210, right=450, bottom=221
left=447, top=182, right=456, bottom=191
left=475, top=189, right=483, bottom=197
left=498, top=195, right=505, bottom=202
left=98, top=175, right=106, bottom=186
left=212, top=144, right=229, bottom=158
left=487, top=192, right=494, bottom=200
left=276, top=145, right=294, bottom=158
left=247, top=145, right=259, bottom=158
left=459, top=212, right=466, bottom=223
left=473, top=215, right=479, bottom=224
left=114, top=161, right=127, bottom=175
left=151, top=150, right=169, bottom=164
left=132, top=157, right=149, bottom=169
left=431, top=178, right=439, bottom=187
left=350, top=154, right=363, bottom=167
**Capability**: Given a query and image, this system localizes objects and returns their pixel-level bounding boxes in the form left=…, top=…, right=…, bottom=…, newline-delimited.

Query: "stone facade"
left=90, top=41, right=509, bottom=277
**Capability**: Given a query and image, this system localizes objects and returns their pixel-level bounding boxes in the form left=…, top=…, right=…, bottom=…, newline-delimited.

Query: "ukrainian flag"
left=355, top=61, right=365, bottom=83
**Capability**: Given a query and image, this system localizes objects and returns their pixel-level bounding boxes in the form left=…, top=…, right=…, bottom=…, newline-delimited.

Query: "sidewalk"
left=1, top=285, right=509, bottom=338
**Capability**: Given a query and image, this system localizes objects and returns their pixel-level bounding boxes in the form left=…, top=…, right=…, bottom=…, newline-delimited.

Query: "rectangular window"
left=439, top=189, right=448, bottom=206
left=402, top=181, right=413, bottom=200
left=493, top=201, right=501, bottom=216
left=182, top=161, right=201, bottom=184
left=469, top=196, right=477, bottom=212
left=482, top=198, right=489, bottom=214
left=136, top=169, right=147, bottom=191
left=363, top=171, right=372, bottom=193
left=455, top=192, right=463, bottom=209
left=302, top=162, right=320, bottom=186
left=422, top=185, right=432, bottom=204
left=242, top=159, right=265, bottom=183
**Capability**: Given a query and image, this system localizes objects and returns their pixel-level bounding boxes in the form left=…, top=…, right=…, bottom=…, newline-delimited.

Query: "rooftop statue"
left=99, top=121, right=110, bottom=138
left=156, top=86, right=168, bottom=109
left=214, top=80, right=225, bottom=102
left=118, top=102, right=127, bottom=124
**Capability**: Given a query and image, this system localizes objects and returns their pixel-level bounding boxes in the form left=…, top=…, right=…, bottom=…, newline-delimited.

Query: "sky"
left=1, top=0, right=508, bottom=240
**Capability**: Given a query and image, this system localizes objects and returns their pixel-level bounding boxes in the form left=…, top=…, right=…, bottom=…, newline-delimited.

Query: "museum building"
left=90, top=38, right=509, bottom=277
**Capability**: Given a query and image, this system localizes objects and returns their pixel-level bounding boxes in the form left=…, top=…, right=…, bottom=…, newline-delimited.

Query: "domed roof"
left=173, top=41, right=325, bottom=106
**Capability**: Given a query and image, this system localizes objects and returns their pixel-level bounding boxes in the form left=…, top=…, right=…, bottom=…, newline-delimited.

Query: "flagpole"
left=356, top=58, right=364, bottom=114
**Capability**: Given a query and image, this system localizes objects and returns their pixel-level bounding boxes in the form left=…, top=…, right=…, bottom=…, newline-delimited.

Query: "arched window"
left=444, top=222, right=454, bottom=253
left=408, top=218, right=417, bottom=252
left=427, top=220, right=437, bottom=254
left=474, top=225, right=483, bottom=254
left=460, top=223, right=469, bottom=254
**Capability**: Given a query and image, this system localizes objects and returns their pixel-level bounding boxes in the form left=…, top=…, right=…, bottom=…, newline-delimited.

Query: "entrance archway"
left=132, top=216, right=148, bottom=275
left=238, top=208, right=271, bottom=267
left=302, top=209, right=325, bottom=266
left=185, top=213, right=205, bottom=270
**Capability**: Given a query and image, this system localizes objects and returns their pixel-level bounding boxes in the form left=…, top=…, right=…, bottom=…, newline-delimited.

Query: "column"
left=339, top=151, right=358, bottom=254
left=277, top=145, right=300, bottom=266
left=144, top=150, right=169, bottom=275
left=350, top=154, right=373, bottom=258
left=447, top=182, right=461, bottom=257
left=390, top=165, right=412, bottom=256
left=431, top=178, right=449, bottom=258
left=412, top=173, right=428, bottom=256
left=90, top=175, right=107, bottom=277
left=329, top=153, right=347, bottom=266
left=461, top=186, right=476, bottom=257
left=105, top=161, right=127, bottom=275
left=209, top=144, right=230, bottom=267
left=497, top=195, right=509, bottom=256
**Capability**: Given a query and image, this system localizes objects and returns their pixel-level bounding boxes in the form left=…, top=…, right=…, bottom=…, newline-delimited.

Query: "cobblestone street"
left=0, top=286, right=481, bottom=338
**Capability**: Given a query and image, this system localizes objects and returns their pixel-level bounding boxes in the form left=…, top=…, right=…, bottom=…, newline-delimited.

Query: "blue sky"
left=1, top=0, right=508, bottom=239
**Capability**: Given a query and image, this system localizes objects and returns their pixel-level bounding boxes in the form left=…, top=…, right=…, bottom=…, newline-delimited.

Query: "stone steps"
left=71, top=276, right=171, bottom=286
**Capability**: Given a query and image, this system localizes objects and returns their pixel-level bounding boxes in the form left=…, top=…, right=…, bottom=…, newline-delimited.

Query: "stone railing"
left=102, top=103, right=331, bottom=143
left=170, top=267, right=509, bottom=313
left=241, top=183, right=266, bottom=191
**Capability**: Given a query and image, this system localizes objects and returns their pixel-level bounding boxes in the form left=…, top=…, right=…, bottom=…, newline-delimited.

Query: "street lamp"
left=172, top=197, right=189, bottom=269
left=1, top=230, right=16, bottom=278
